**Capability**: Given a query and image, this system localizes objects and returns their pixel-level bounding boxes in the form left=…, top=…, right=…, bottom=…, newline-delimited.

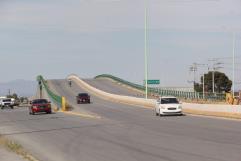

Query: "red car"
left=76, top=93, right=90, bottom=104
left=29, top=99, right=52, bottom=115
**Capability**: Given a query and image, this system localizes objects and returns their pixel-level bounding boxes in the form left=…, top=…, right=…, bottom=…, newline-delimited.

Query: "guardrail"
left=95, top=74, right=225, bottom=101
left=37, top=75, right=66, bottom=110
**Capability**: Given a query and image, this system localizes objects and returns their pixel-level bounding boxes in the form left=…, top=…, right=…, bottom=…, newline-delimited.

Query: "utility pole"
left=189, top=63, right=197, bottom=91
left=39, top=80, right=42, bottom=99
left=200, top=64, right=209, bottom=99
left=191, top=63, right=208, bottom=98
left=209, top=59, right=217, bottom=94
left=208, top=59, right=223, bottom=94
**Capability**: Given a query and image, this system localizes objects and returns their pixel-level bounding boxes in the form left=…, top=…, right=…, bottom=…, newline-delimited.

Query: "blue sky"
left=0, top=0, right=241, bottom=89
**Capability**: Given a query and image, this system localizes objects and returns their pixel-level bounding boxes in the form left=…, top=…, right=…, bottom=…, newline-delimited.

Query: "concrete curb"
left=183, top=109, right=241, bottom=120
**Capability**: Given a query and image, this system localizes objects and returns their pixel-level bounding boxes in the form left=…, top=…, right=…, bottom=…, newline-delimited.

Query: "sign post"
left=143, top=80, right=160, bottom=97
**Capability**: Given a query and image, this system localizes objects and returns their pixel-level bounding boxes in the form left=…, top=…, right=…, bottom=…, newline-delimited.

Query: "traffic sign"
left=144, top=80, right=160, bottom=85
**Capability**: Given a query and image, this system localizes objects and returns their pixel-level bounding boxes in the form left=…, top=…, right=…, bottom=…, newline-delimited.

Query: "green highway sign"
left=144, top=80, right=160, bottom=85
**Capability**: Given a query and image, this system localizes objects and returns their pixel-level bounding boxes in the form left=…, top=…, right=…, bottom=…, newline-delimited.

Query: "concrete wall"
left=183, top=103, right=241, bottom=113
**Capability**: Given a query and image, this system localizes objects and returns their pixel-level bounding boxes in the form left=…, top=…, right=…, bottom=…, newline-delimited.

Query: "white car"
left=0, top=98, right=14, bottom=109
left=155, top=96, right=182, bottom=116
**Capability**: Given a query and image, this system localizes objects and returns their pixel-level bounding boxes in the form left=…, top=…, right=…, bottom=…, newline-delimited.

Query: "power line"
left=209, top=56, right=241, bottom=60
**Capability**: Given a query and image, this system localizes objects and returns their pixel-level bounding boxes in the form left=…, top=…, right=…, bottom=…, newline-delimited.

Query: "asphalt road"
left=0, top=79, right=240, bottom=161
left=83, top=79, right=144, bottom=97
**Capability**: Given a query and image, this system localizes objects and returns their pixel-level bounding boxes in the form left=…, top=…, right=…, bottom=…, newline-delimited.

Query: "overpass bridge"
left=0, top=74, right=240, bottom=161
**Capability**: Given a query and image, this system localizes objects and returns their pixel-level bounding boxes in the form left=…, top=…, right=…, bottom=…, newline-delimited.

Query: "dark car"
left=29, top=99, right=52, bottom=115
left=76, top=93, right=90, bottom=104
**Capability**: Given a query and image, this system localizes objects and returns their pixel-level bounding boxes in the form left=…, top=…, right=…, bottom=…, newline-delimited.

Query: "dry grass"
left=0, top=135, right=39, bottom=161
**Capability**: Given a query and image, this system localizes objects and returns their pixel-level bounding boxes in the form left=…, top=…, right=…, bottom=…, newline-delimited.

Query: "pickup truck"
left=0, top=98, right=14, bottom=109
left=76, top=93, right=90, bottom=104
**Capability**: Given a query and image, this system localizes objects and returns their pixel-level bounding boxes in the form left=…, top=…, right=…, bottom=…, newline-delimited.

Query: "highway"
left=83, top=79, right=144, bottom=97
left=0, top=78, right=241, bottom=161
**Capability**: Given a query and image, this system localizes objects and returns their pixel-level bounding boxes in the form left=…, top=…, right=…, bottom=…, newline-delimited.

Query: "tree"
left=195, top=71, right=232, bottom=93
left=7, top=93, right=19, bottom=100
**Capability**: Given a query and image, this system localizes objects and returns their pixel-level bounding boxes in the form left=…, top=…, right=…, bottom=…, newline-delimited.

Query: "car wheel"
left=159, top=110, right=163, bottom=117
left=155, top=110, right=159, bottom=116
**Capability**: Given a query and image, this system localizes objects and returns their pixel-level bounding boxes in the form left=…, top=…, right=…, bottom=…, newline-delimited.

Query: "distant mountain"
left=0, top=80, right=37, bottom=97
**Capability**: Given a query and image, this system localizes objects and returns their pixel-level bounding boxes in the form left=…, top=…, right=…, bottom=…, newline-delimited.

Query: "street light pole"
left=209, top=59, right=222, bottom=94
left=212, top=69, right=215, bottom=94
left=144, top=0, right=148, bottom=99
left=203, top=72, right=205, bottom=99
left=189, top=63, right=197, bottom=91
left=232, top=32, right=235, bottom=98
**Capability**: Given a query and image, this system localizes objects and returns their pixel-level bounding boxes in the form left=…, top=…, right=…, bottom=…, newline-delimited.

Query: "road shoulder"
left=0, top=145, right=25, bottom=161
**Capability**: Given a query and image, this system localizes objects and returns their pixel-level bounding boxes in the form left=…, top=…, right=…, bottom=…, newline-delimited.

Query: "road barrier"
left=95, top=74, right=226, bottom=101
left=37, top=75, right=66, bottom=111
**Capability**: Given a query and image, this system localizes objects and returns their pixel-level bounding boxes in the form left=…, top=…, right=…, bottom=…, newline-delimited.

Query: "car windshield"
left=3, top=99, right=11, bottom=102
left=78, top=93, right=88, bottom=97
left=32, top=99, right=48, bottom=104
left=159, top=98, right=179, bottom=104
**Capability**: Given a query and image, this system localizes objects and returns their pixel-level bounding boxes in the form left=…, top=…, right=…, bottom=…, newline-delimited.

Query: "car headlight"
left=32, top=106, right=38, bottom=109
left=160, top=106, right=165, bottom=109
left=178, top=105, right=182, bottom=109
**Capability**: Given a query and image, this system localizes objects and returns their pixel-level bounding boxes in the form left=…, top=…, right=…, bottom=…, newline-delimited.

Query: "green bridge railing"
left=95, top=74, right=225, bottom=101
left=37, top=75, right=62, bottom=109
